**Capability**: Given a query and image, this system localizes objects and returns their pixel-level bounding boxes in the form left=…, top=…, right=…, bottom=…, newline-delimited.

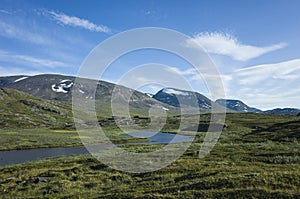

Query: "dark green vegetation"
left=1, top=82, right=300, bottom=198
left=0, top=129, right=80, bottom=151
left=0, top=112, right=300, bottom=198
left=0, top=128, right=148, bottom=151
left=0, top=88, right=73, bottom=129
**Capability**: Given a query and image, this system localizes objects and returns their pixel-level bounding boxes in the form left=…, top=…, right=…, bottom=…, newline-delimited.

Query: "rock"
left=34, top=176, right=50, bottom=183
left=89, top=164, right=107, bottom=170
left=6, top=177, right=16, bottom=181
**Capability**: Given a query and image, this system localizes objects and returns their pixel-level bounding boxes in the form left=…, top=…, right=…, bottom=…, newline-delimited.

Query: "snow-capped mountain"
left=0, top=75, right=29, bottom=87
left=152, top=88, right=213, bottom=110
left=51, top=79, right=74, bottom=93
left=263, top=108, right=300, bottom=115
left=1, top=74, right=299, bottom=115
left=216, top=99, right=300, bottom=115
left=0, top=74, right=175, bottom=114
left=145, top=93, right=153, bottom=98
left=215, top=99, right=262, bottom=113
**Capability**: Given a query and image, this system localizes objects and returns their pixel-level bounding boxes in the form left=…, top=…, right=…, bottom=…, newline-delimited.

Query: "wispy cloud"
left=165, top=66, right=230, bottom=99
left=186, top=32, right=286, bottom=61
left=164, top=60, right=300, bottom=108
left=0, top=20, right=49, bottom=45
left=235, top=59, right=300, bottom=85
left=228, top=59, right=300, bottom=109
left=46, top=10, right=111, bottom=33
left=0, top=9, right=12, bottom=15
left=0, top=65, right=44, bottom=76
left=0, top=50, right=72, bottom=68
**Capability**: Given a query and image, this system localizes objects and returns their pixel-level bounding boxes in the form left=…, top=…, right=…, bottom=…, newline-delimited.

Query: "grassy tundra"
left=0, top=113, right=300, bottom=198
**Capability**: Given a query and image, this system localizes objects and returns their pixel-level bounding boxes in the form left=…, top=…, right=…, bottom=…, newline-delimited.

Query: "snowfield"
left=14, top=77, right=28, bottom=83
left=51, top=79, right=74, bottom=93
left=162, top=88, right=189, bottom=96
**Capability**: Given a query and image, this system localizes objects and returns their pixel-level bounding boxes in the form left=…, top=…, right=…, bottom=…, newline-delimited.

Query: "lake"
left=0, top=132, right=193, bottom=167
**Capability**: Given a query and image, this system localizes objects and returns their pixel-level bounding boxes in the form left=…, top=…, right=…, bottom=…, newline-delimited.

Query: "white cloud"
left=229, top=59, right=300, bottom=109
left=165, top=66, right=197, bottom=76
left=0, top=9, right=12, bottom=15
left=0, top=20, right=49, bottom=45
left=0, top=66, right=44, bottom=76
left=164, top=66, right=229, bottom=99
left=46, top=10, right=111, bottom=33
left=0, top=50, right=71, bottom=68
left=186, top=32, right=286, bottom=61
left=235, top=59, right=300, bottom=85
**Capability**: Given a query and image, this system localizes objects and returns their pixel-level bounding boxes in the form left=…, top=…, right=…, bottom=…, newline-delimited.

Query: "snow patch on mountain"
left=51, top=79, right=74, bottom=93
left=14, top=77, right=28, bottom=83
left=216, top=99, right=262, bottom=113
left=162, top=88, right=189, bottom=96
left=162, top=106, right=169, bottom=111
left=201, top=103, right=211, bottom=109
left=146, top=93, right=153, bottom=97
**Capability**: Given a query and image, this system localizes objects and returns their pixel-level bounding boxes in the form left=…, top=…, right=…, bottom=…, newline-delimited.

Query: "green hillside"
left=0, top=88, right=74, bottom=129
left=1, top=88, right=300, bottom=198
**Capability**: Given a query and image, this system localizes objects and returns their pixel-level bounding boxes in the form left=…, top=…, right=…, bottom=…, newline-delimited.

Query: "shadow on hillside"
left=243, top=120, right=300, bottom=141
left=183, top=123, right=227, bottom=132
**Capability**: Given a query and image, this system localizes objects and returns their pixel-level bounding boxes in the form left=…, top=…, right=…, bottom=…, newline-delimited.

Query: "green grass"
left=0, top=140, right=300, bottom=198
left=0, top=112, right=300, bottom=198
left=0, top=88, right=74, bottom=129
left=0, top=128, right=148, bottom=151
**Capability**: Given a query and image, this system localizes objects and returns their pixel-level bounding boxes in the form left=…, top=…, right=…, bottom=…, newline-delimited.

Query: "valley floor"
left=0, top=141, right=300, bottom=198
left=0, top=113, right=300, bottom=198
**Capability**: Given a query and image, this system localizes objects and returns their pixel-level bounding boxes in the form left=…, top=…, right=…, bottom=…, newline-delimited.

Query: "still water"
left=0, top=132, right=193, bottom=167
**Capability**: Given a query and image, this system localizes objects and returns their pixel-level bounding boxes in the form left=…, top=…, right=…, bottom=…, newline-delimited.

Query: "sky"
left=0, top=0, right=300, bottom=110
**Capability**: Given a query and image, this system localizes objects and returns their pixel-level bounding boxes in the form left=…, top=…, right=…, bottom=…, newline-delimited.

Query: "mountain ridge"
left=0, top=74, right=177, bottom=117
left=0, top=74, right=299, bottom=115
left=215, top=99, right=262, bottom=113
left=152, top=87, right=213, bottom=110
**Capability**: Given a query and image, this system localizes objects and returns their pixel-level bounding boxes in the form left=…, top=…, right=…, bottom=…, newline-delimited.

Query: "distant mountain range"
left=152, top=88, right=299, bottom=115
left=215, top=99, right=300, bottom=115
left=0, top=74, right=176, bottom=117
left=152, top=88, right=213, bottom=110
left=0, top=74, right=299, bottom=115
left=215, top=99, right=262, bottom=113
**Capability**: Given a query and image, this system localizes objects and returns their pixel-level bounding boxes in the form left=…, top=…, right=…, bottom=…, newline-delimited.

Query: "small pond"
left=0, top=132, right=193, bottom=167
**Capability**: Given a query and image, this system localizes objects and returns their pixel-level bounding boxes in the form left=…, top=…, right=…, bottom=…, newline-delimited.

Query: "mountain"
left=215, top=99, right=300, bottom=115
left=1, top=74, right=299, bottom=116
left=0, top=74, right=125, bottom=102
left=0, top=75, right=29, bottom=87
left=152, top=88, right=212, bottom=110
left=0, top=74, right=175, bottom=117
left=263, top=108, right=300, bottom=115
left=215, top=99, right=262, bottom=113
left=0, top=88, right=74, bottom=129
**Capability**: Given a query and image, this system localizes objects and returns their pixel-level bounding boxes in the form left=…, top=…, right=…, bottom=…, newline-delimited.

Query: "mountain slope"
left=0, top=75, right=29, bottom=87
left=216, top=99, right=300, bottom=115
left=0, top=88, right=74, bottom=129
left=152, top=88, right=213, bottom=110
left=216, top=99, right=262, bottom=113
left=263, top=108, right=300, bottom=115
left=1, top=74, right=299, bottom=115
left=0, top=74, right=176, bottom=117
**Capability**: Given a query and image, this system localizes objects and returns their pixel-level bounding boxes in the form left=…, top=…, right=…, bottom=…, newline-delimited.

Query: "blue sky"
left=0, top=0, right=300, bottom=109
